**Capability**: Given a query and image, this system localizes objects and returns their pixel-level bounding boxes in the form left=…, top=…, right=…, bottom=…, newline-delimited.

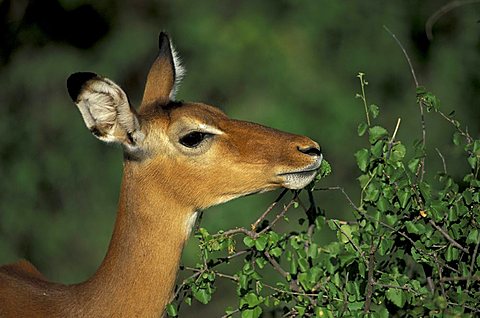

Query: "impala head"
left=67, top=33, right=322, bottom=210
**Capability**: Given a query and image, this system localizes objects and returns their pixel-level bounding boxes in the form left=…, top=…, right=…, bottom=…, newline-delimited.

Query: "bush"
left=167, top=71, right=480, bottom=317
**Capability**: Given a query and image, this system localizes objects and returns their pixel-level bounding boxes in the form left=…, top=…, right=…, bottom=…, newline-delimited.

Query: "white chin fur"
left=184, top=212, right=198, bottom=238
left=282, top=171, right=317, bottom=189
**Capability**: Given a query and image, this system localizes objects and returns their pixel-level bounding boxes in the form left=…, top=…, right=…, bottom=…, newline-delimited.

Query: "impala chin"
left=279, top=155, right=323, bottom=189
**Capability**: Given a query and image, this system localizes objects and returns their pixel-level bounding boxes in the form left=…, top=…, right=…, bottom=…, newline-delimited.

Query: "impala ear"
left=140, top=32, right=185, bottom=109
left=67, top=72, right=144, bottom=151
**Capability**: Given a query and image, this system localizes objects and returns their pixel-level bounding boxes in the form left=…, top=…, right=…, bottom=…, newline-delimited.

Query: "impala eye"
left=179, top=131, right=212, bottom=148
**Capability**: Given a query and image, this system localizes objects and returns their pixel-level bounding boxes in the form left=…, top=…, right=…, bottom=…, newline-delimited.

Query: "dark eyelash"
left=179, top=131, right=212, bottom=148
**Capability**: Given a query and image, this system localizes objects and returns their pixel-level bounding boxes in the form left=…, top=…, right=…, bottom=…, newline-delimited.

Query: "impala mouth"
left=279, top=155, right=323, bottom=189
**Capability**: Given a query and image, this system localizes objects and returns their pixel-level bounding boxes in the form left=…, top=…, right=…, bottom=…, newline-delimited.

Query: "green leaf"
left=307, top=243, right=319, bottom=259
left=417, top=87, right=440, bottom=112
left=270, top=247, right=282, bottom=257
left=398, top=190, right=410, bottom=209
left=434, top=296, right=447, bottom=310
left=369, top=104, right=379, bottom=118
left=193, top=288, right=211, bottom=304
left=368, top=126, right=388, bottom=144
left=318, top=159, right=332, bottom=179
left=255, top=257, right=267, bottom=269
left=385, top=214, right=398, bottom=226
left=241, top=292, right=263, bottom=307
left=297, top=257, right=309, bottom=272
left=243, top=236, right=255, bottom=248
left=364, top=183, right=380, bottom=202
left=405, top=221, right=419, bottom=234
left=358, top=174, right=370, bottom=188
left=166, top=304, right=177, bottom=317
left=467, top=228, right=479, bottom=244
left=408, top=158, right=420, bottom=173
left=453, top=132, right=461, bottom=146
left=371, top=140, right=385, bottom=158
left=473, top=140, right=480, bottom=155
left=391, top=143, right=406, bottom=162
left=355, top=148, right=369, bottom=172
left=241, top=307, right=262, bottom=318
left=463, top=190, right=473, bottom=205
left=254, top=235, right=268, bottom=251
left=446, top=246, right=459, bottom=261
left=347, top=301, right=364, bottom=311
left=386, top=288, right=406, bottom=308
left=377, top=196, right=389, bottom=212
left=337, top=224, right=353, bottom=244
left=327, top=219, right=337, bottom=231
left=358, top=122, right=368, bottom=136
left=289, top=255, right=298, bottom=274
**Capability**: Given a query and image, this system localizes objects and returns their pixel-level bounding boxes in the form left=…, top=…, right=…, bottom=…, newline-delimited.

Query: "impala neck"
left=77, top=161, right=194, bottom=317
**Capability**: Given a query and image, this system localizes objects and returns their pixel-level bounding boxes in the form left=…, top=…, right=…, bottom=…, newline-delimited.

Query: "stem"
left=357, top=73, right=371, bottom=126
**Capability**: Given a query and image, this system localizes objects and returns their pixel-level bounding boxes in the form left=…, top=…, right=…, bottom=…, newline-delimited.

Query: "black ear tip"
left=67, top=72, right=97, bottom=101
left=158, top=31, right=170, bottom=51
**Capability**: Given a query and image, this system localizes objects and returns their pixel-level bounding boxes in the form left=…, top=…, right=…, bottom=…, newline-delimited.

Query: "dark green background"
left=1, top=0, right=479, bottom=316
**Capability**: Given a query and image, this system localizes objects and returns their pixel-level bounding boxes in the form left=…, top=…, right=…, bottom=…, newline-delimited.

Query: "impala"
left=0, top=33, right=322, bottom=317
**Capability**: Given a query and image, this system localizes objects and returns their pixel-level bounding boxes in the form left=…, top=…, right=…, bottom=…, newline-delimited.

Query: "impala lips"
left=278, top=154, right=323, bottom=176
left=279, top=155, right=323, bottom=190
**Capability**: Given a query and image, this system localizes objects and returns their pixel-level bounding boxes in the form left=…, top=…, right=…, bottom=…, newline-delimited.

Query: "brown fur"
left=0, top=34, right=321, bottom=317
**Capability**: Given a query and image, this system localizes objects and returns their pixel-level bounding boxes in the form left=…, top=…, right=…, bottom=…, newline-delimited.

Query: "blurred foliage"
left=0, top=0, right=479, bottom=316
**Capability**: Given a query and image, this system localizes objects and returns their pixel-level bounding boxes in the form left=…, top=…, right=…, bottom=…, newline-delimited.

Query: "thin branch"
left=251, top=188, right=288, bottom=230
left=447, top=302, right=480, bottom=313
left=373, top=283, right=423, bottom=296
left=429, top=219, right=469, bottom=253
left=440, top=275, right=480, bottom=282
left=435, top=148, right=447, bottom=174
left=468, top=237, right=480, bottom=288
left=387, top=118, right=402, bottom=159
left=171, top=270, right=202, bottom=302
left=332, top=220, right=367, bottom=263
left=208, top=250, right=249, bottom=268
left=426, top=276, right=435, bottom=293
left=315, top=186, right=361, bottom=211
left=425, top=0, right=480, bottom=40
left=258, top=199, right=296, bottom=235
left=389, top=118, right=402, bottom=144
left=383, top=26, right=419, bottom=87
left=383, top=25, right=426, bottom=181
left=220, top=308, right=241, bottom=318
left=217, top=227, right=255, bottom=238
left=437, top=110, right=474, bottom=144
left=364, top=241, right=376, bottom=313
left=433, top=253, right=447, bottom=298
left=264, top=251, right=291, bottom=280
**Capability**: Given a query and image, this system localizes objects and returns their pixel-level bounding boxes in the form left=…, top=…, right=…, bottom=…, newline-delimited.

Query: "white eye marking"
left=198, top=124, right=224, bottom=135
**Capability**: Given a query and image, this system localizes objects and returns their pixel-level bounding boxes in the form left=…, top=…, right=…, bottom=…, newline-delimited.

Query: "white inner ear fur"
left=75, top=77, right=144, bottom=147
left=169, top=43, right=186, bottom=100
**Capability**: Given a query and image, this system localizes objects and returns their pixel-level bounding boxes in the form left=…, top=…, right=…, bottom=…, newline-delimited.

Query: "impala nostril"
left=297, top=145, right=321, bottom=157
